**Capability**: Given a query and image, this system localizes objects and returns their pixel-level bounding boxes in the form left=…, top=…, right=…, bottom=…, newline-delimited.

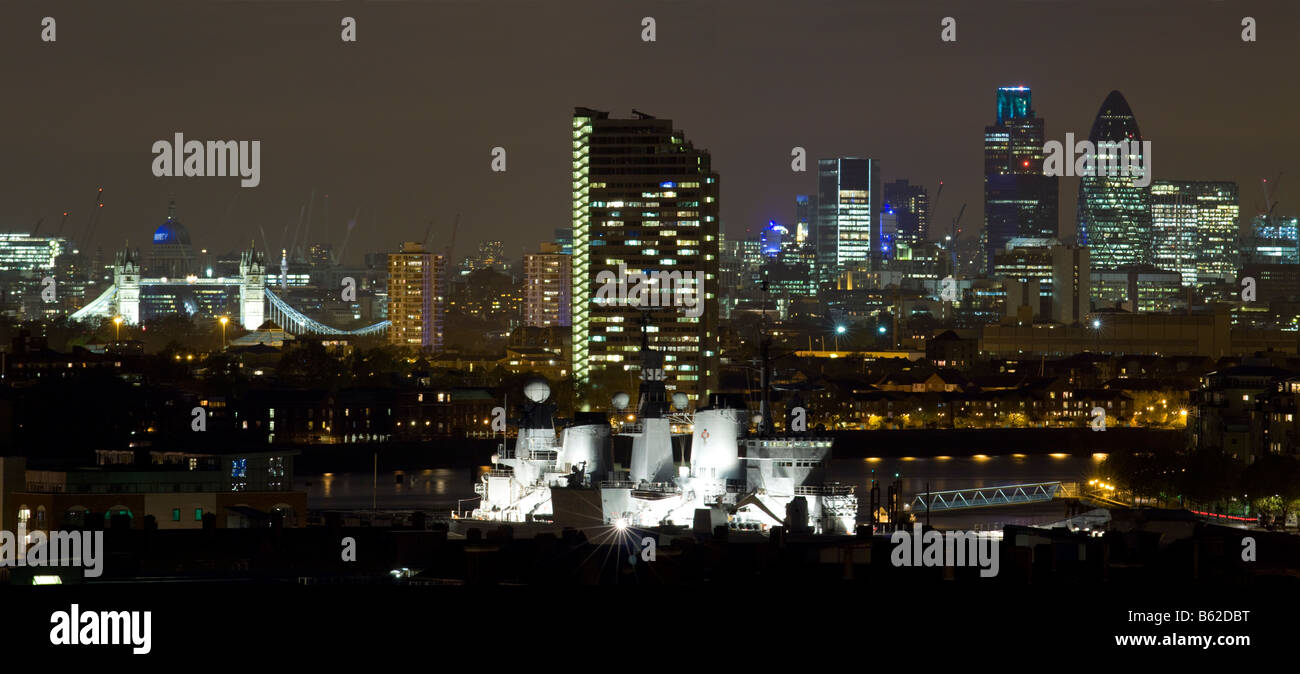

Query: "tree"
left=1242, top=454, right=1300, bottom=527
left=1178, top=448, right=1242, bottom=513
left=276, top=340, right=347, bottom=389
left=1102, top=446, right=1181, bottom=506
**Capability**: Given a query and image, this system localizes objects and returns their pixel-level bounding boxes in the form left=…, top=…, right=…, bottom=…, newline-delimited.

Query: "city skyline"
left=2, top=2, right=1299, bottom=657
left=0, top=1, right=1295, bottom=263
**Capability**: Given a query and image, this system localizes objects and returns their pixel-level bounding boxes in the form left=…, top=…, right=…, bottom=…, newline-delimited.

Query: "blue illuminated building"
left=761, top=220, right=788, bottom=258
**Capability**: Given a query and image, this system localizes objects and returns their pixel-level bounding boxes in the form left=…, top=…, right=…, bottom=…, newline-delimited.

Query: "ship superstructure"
left=472, top=380, right=609, bottom=523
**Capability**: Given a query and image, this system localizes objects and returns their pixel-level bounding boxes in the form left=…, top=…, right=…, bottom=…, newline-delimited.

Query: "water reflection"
left=832, top=454, right=1099, bottom=496
left=298, top=467, right=477, bottom=511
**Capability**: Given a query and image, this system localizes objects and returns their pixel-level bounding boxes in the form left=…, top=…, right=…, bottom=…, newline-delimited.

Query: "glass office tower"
left=983, top=86, right=1059, bottom=275
left=1076, top=90, right=1152, bottom=270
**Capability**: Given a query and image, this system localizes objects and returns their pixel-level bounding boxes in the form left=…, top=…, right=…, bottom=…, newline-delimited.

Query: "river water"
left=298, top=454, right=1105, bottom=513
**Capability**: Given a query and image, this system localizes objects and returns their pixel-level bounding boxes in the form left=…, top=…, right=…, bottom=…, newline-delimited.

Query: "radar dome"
left=611, top=392, right=631, bottom=410
left=672, top=392, right=689, bottom=410
left=523, top=379, right=551, bottom=403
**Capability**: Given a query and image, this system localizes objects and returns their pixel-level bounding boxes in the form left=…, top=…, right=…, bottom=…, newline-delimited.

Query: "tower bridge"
left=70, top=244, right=389, bottom=336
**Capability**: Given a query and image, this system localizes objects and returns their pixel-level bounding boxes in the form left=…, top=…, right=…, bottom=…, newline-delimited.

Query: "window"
left=231, top=458, right=247, bottom=478
left=195, top=508, right=203, bottom=521
left=172, top=508, right=181, bottom=521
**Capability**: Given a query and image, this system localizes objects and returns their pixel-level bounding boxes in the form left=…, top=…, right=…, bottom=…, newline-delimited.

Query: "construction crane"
left=1259, top=173, right=1284, bottom=218
left=30, top=217, right=45, bottom=237
left=438, top=214, right=460, bottom=297
left=55, top=211, right=69, bottom=237
left=445, top=213, right=459, bottom=268
left=335, top=207, right=360, bottom=265
left=949, top=203, right=966, bottom=275
left=80, top=188, right=105, bottom=249
left=930, top=180, right=945, bottom=236
left=421, top=219, right=435, bottom=250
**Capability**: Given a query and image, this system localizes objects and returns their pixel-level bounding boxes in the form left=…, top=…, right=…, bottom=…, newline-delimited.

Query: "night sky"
left=2, top=0, right=1297, bottom=264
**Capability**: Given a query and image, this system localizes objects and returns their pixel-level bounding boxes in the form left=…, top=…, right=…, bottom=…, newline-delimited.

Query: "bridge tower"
left=113, top=245, right=141, bottom=325
left=239, top=244, right=267, bottom=329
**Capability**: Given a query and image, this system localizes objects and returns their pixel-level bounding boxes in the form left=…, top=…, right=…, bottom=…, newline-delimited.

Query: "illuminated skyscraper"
left=523, top=243, right=571, bottom=328
left=386, top=241, right=444, bottom=350
left=883, top=179, right=929, bottom=245
left=982, top=86, right=1059, bottom=275
left=1150, top=180, right=1239, bottom=286
left=570, top=108, right=719, bottom=406
left=1076, top=90, right=1151, bottom=269
left=816, top=157, right=881, bottom=281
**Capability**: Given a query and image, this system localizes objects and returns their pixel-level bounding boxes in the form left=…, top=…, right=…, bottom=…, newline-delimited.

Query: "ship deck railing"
left=497, top=448, right=564, bottom=461
left=600, top=480, right=681, bottom=492
left=635, top=482, right=681, bottom=492
left=794, top=484, right=856, bottom=496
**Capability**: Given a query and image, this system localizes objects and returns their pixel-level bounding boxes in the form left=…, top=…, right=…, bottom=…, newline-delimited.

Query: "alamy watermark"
left=595, top=263, right=703, bottom=317
left=50, top=604, right=151, bottom=655
left=152, top=132, right=261, bottom=187
left=890, top=524, right=999, bottom=578
left=1042, top=133, right=1152, bottom=188
left=1, top=526, right=104, bottom=577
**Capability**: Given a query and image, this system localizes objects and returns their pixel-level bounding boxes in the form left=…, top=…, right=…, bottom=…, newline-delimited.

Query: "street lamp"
left=113, top=315, right=123, bottom=341
left=219, top=316, right=229, bottom=350
left=835, top=325, right=846, bottom=352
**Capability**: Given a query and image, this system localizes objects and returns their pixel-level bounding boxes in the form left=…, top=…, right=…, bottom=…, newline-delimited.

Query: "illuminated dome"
left=147, top=200, right=196, bottom=278
left=611, top=392, right=631, bottom=410
left=152, top=218, right=192, bottom=246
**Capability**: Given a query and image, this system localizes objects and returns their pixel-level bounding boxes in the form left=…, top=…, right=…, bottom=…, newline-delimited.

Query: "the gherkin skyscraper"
left=1076, top=90, right=1151, bottom=269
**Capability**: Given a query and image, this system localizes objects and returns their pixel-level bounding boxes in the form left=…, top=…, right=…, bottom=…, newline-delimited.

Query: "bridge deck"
left=910, top=482, right=1066, bottom=512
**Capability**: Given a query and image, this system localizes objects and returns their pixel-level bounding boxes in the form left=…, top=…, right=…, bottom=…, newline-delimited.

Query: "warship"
left=467, top=319, right=857, bottom=535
